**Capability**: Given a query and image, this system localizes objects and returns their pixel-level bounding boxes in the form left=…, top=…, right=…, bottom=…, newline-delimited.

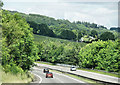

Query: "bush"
left=60, top=30, right=76, bottom=40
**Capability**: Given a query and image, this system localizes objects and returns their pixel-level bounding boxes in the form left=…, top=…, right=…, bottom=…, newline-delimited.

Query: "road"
left=31, top=67, right=86, bottom=84
left=35, top=63, right=120, bottom=84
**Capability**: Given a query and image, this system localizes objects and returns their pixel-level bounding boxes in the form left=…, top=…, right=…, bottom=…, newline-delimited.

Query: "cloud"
left=91, top=8, right=117, bottom=16
left=64, top=12, right=92, bottom=22
left=4, top=0, right=119, bottom=2
left=59, top=0, right=119, bottom=2
left=3, top=0, right=59, bottom=2
left=2, top=0, right=118, bottom=28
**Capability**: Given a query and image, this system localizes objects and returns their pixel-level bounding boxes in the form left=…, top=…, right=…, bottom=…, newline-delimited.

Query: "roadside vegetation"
left=34, top=35, right=85, bottom=65
left=34, top=36, right=120, bottom=73
left=78, top=40, right=120, bottom=72
left=0, top=65, right=33, bottom=83
left=1, top=9, right=38, bottom=83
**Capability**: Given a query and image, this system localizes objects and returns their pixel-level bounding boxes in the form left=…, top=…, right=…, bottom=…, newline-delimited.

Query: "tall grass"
left=0, top=65, right=33, bottom=83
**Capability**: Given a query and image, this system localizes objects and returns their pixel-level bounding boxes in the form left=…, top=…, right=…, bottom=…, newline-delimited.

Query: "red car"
left=46, top=72, right=53, bottom=78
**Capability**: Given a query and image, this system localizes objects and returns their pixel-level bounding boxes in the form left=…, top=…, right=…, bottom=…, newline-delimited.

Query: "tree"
left=78, top=40, right=119, bottom=72
left=76, top=31, right=83, bottom=41
left=90, top=23, right=97, bottom=28
left=27, top=21, right=55, bottom=37
left=27, top=21, right=38, bottom=34
left=0, top=0, right=3, bottom=7
left=100, top=32, right=115, bottom=41
left=2, top=10, right=38, bottom=73
left=38, top=23, right=55, bottom=37
left=60, top=30, right=76, bottom=40
left=90, top=30, right=98, bottom=37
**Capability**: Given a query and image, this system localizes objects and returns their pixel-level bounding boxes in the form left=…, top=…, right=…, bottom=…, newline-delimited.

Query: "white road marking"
left=32, top=72, right=43, bottom=83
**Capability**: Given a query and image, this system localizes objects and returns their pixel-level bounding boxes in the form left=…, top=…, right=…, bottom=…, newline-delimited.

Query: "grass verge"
left=0, top=65, right=34, bottom=83
left=77, top=68, right=120, bottom=78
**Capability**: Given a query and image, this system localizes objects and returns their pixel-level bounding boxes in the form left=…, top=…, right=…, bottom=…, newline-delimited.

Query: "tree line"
left=36, top=38, right=120, bottom=72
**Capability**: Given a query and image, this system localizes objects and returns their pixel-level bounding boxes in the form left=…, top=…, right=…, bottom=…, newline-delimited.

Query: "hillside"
left=34, top=34, right=87, bottom=47
left=8, top=10, right=119, bottom=42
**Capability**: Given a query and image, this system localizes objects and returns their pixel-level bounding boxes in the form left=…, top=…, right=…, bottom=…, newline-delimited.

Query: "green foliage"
left=100, top=32, right=115, bottom=41
left=78, top=31, right=83, bottom=39
left=90, top=30, right=98, bottom=37
left=28, top=21, right=55, bottom=37
left=38, top=23, right=55, bottom=37
left=34, top=34, right=86, bottom=65
left=2, top=10, right=38, bottom=74
left=27, top=21, right=38, bottom=34
left=78, top=40, right=120, bottom=72
left=76, top=21, right=100, bottom=29
left=60, top=30, right=76, bottom=40
left=76, top=31, right=83, bottom=41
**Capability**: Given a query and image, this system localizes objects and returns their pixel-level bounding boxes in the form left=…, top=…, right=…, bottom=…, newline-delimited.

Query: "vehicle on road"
left=43, top=68, right=49, bottom=73
left=70, top=66, right=76, bottom=71
left=46, top=72, right=53, bottom=78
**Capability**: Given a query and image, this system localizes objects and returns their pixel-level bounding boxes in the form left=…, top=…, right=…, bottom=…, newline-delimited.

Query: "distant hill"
left=7, top=10, right=119, bottom=41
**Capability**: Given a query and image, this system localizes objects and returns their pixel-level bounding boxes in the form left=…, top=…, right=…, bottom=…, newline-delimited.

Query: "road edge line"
left=31, top=72, right=42, bottom=83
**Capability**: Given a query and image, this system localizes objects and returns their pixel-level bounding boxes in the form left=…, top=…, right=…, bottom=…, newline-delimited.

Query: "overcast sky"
left=2, top=0, right=119, bottom=29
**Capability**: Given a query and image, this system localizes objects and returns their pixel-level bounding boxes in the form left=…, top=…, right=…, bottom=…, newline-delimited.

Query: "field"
left=34, top=34, right=87, bottom=47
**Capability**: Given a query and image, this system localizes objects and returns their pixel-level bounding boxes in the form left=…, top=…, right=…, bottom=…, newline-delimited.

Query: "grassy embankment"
left=0, top=65, right=34, bottom=83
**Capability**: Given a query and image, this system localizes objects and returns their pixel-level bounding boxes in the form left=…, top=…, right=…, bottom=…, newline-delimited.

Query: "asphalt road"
left=31, top=67, right=85, bottom=84
left=35, top=63, right=120, bottom=84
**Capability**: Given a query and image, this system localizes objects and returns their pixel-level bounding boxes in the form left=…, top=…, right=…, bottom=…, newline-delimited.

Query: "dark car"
left=43, top=68, right=49, bottom=73
left=46, top=72, right=53, bottom=78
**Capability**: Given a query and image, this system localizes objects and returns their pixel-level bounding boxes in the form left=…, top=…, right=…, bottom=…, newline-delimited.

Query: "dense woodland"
left=1, top=8, right=120, bottom=76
